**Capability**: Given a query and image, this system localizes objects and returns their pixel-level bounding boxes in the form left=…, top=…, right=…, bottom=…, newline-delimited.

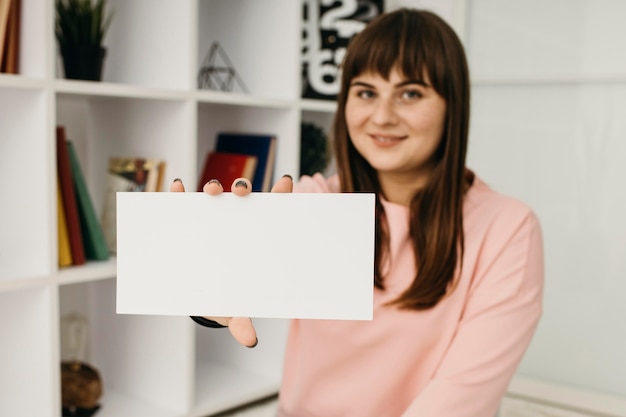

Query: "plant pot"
left=61, top=45, right=107, bottom=81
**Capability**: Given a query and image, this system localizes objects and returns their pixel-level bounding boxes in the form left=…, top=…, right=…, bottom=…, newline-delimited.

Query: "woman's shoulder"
left=462, top=174, right=544, bottom=298
left=293, top=173, right=340, bottom=193
left=465, top=176, right=533, bottom=215
left=465, top=175, right=541, bottom=232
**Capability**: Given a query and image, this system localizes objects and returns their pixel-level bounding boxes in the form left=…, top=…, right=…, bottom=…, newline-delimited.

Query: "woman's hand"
left=170, top=175, right=293, bottom=348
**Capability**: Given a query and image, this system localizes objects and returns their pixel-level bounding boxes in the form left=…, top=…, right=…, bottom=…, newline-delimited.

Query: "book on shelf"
left=57, top=177, right=73, bottom=267
left=214, top=132, right=277, bottom=192
left=0, top=0, right=19, bottom=73
left=67, top=140, right=110, bottom=261
left=56, top=126, right=86, bottom=265
left=101, top=157, right=166, bottom=254
left=154, top=159, right=167, bottom=192
left=197, top=151, right=258, bottom=192
left=0, top=0, right=11, bottom=71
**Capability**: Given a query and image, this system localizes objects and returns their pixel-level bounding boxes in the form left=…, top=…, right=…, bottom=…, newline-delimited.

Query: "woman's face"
left=345, top=67, right=447, bottom=189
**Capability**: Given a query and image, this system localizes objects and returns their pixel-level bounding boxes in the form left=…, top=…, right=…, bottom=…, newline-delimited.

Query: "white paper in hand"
left=116, top=192, right=374, bottom=320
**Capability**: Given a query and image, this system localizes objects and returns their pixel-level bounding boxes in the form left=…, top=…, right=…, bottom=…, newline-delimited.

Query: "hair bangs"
left=342, top=10, right=436, bottom=87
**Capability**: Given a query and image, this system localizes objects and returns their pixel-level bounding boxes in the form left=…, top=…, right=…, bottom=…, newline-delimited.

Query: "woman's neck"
left=377, top=171, right=430, bottom=206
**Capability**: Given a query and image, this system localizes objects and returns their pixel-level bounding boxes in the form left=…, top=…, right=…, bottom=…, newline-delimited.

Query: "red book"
left=197, top=151, right=258, bottom=192
left=215, top=132, right=277, bottom=192
left=56, top=126, right=85, bottom=265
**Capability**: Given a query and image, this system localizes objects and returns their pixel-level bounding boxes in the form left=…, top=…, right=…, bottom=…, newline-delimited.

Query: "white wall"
left=464, top=0, right=626, bottom=400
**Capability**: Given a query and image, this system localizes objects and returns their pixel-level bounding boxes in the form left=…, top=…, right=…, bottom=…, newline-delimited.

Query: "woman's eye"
left=401, top=89, right=422, bottom=100
left=357, top=89, right=375, bottom=99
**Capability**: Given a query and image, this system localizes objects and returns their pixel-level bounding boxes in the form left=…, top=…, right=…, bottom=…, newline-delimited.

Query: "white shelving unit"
left=0, top=1, right=334, bottom=416
left=8, top=1, right=622, bottom=416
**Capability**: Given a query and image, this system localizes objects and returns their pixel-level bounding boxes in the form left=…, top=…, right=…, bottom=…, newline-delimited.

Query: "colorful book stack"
left=56, top=125, right=167, bottom=266
left=56, top=126, right=106, bottom=266
left=197, top=132, right=277, bottom=192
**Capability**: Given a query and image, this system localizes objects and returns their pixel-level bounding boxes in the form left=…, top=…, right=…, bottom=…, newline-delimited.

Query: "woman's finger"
left=227, top=317, right=258, bottom=348
left=170, top=178, right=185, bottom=192
left=272, top=174, right=294, bottom=193
left=202, top=179, right=224, bottom=195
left=231, top=178, right=253, bottom=197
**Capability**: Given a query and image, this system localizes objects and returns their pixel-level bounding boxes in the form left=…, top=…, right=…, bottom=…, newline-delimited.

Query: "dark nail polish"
left=209, top=179, right=221, bottom=185
left=247, top=338, right=258, bottom=348
left=235, top=180, right=248, bottom=189
left=282, top=174, right=293, bottom=181
left=173, top=178, right=182, bottom=183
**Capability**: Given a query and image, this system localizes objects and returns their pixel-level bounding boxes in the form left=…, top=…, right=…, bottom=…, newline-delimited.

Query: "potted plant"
left=55, top=0, right=114, bottom=81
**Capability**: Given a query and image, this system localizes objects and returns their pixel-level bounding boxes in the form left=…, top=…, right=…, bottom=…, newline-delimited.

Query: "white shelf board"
left=193, top=361, right=281, bottom=417
left=0, top=73, right=46, bottom=90
left=471, top=73, right=626, bottom=86
left=0, top=275, right=53, bottom=292
left=508, top=375, right=626, bottom=417
left=57, top=258, right=117, bottom=285
left=195, top=89, right=295, bottom=109
left=53, top=79, right=189, bottom=101
left=299, top=98, right=337, bottom=113
left=96, top=388, right=186, bottom=417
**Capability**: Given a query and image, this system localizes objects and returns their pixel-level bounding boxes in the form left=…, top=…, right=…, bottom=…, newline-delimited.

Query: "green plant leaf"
left=55, top=0, right=113, bottom=47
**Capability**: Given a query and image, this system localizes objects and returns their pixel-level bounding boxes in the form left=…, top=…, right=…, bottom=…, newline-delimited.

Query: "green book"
left=67, top=141, right=110, bottom=261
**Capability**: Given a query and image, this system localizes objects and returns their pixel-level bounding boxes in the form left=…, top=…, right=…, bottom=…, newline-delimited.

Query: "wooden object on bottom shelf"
left=61, top=361, right=102, bottom=417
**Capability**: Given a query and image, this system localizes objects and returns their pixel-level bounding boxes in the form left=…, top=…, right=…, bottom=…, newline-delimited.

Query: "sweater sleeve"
left=401, top=208, right=544, bottom=417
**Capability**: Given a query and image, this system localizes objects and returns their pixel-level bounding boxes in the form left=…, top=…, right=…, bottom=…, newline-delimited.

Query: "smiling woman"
left=189, top=8, right=543, bottom=417
left=345, top=69, right=447, bottom=203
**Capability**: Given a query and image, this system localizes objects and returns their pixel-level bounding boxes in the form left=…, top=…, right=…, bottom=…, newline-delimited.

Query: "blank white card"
left=116, top=192, right=375, bottom=320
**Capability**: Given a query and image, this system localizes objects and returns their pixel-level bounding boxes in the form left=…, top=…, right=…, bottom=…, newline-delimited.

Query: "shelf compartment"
left=194, top=318, right=289, bottom=416
left=15, top=0, right=50, bottom=79
left=56, top=94, right=196, bottom=212
left=0, top=87, right=52, bottom=281
left=59, top=279, right=194, bottom=416
left=193, top=361, right=281, bottom=417
left=55, top=0, right=195, bottom=90
left=197, top=0, right=300, bottom=101
left=197, top=104, right=300, bottom=187
left=0, top=287, right=57, bottom=417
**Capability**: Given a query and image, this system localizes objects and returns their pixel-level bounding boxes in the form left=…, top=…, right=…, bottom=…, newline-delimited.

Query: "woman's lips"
left=370, top=134, right=406, bottom=147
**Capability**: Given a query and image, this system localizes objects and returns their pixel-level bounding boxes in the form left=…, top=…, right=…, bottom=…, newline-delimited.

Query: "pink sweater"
left=278, top=173, right=544, bottom=417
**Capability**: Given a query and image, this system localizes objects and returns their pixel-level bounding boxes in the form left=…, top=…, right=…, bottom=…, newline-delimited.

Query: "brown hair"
left=333, top=9, right=471, bottom=310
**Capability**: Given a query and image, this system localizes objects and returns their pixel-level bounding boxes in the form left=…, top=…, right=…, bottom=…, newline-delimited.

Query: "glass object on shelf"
left=198, top=42, right=249, bottom=93
left=60, top=312, right=103, bottom=417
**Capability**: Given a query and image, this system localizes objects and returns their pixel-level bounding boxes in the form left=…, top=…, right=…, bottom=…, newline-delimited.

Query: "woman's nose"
left=370, top=97, right=399, bottom=125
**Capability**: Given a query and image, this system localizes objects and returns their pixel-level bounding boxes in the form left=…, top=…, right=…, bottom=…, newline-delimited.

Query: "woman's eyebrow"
left=350, top=81, right=374, bottom=88
left=349, top=79, right=430, bottom=88
left=396, top=79, right=429, bottom=87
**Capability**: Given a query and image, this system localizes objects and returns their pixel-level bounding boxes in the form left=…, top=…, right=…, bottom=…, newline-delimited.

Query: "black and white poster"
left=302, top=0, right=384, bottom=100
